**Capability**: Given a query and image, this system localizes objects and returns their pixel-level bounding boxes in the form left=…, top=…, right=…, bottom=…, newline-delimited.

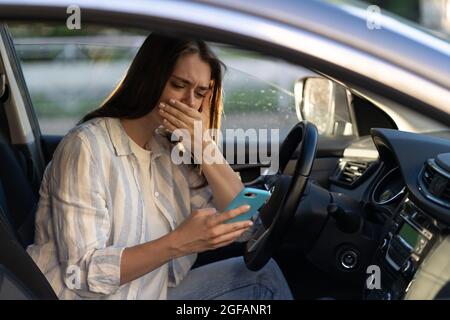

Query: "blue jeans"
left=167, top=257, right=293, bottom=300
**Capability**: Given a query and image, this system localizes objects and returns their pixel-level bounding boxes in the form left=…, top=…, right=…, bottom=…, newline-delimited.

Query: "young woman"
left=27, top=33, right=293, bottom=300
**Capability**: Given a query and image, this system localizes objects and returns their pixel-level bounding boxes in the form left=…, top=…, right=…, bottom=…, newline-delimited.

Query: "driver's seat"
left=0, top=139, right=57, bottom=298
left=0, top=203, right=57, bottom=299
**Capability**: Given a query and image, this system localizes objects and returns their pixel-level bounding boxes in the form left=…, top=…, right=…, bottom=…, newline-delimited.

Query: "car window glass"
left=8, top=23, right=353, bottom=140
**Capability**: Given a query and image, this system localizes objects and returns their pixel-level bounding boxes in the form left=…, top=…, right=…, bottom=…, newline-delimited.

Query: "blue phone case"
left=224, top=187, right=271, bottom=223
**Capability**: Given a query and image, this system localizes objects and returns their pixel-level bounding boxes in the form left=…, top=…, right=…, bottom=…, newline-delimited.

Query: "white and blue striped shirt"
left=26, top=117, right=217, bottom=299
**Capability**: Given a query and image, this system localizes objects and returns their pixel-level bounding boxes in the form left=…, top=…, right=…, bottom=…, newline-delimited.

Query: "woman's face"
left=157, top=52, right=212, bottom=123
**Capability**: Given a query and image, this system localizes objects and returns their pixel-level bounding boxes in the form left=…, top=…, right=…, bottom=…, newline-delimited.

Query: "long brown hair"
left=79, top=33, right=225, bottom=141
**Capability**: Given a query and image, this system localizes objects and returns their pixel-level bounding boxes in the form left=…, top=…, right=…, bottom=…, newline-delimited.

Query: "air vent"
left=419, top=154, right=450, bottom=208
left=341, top=161, right=370, bottom=183
left=331, top=159, right=377, bottom=188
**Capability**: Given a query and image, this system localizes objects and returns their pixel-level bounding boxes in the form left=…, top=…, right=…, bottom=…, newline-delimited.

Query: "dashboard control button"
left=340, top=250, right=358, bottom=269
left=402, top=259, right=415, bottom=277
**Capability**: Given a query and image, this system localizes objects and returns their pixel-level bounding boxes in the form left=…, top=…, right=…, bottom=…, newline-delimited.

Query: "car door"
left=0, top=24, right=46, bottom=191
left=5, top=24, right=143, bottom=169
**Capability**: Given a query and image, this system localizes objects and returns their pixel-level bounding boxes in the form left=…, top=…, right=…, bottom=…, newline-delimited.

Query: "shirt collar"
left=105, top=117, right=169, bottom=159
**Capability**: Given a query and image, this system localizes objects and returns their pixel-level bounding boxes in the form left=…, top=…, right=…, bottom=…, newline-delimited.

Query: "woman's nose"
left=181, top=90, right=195, bottom=108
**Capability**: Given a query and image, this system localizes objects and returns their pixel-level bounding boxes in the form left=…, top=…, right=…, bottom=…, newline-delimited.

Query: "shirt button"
left=154, top=191, right=159, bottom=198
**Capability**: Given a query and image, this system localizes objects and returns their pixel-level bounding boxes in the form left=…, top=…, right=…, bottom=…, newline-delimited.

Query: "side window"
left=9, top=24, right=354, bottom=139
left=215, top=46, right=354, bottom=140
left=8, top=23, right=143, bottom=135
left=215, top=46, right=311, bottom=139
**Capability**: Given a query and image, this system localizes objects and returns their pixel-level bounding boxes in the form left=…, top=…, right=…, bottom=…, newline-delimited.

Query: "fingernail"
left=159, top=102, right=165, bottom=108
left=244, top=205, right=251, bottom=210
left=159, top=109, right=164, bottom=114
left=169, top=99, right=176, bottom=104
left=248, top=221, right=254, bottom=227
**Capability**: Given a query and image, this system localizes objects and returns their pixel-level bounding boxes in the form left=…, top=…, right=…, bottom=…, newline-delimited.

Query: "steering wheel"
left=244, top=121, right=318, bottom=271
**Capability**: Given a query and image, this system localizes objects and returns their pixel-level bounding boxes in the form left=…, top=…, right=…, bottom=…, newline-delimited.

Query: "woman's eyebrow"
left=171, top=75, right=209, bottom=91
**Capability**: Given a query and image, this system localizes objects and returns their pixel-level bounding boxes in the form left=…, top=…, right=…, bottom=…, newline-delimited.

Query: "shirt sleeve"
left=188, top=167, right=216, bottom=212
left=48, top=134, right=125, bottom=298
left=188, top=165, right=243, bottom=212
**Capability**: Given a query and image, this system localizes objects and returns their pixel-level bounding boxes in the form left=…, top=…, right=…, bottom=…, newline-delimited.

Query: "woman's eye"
left=195, top=92, right=206, bottom=98
left=171, top=82, right=184, bottom=89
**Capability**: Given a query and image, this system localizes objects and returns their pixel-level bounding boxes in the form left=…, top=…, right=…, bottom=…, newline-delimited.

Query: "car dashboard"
left=329, top=128, right=450, bottom=300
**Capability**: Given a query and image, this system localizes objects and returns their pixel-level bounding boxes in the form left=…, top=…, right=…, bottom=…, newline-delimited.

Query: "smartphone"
left=224, top=187, right=271, bottom=223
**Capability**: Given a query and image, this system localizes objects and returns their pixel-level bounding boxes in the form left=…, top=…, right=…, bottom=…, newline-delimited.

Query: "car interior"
left=0, top=20, right=449, bottom=300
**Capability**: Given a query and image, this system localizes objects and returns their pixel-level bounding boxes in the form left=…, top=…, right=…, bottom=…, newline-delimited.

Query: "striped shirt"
left=26, top=116, right=217, bottom=299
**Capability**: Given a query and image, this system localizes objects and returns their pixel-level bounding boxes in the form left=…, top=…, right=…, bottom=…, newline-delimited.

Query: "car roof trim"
left=0, top=0, right=449, bottom=124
